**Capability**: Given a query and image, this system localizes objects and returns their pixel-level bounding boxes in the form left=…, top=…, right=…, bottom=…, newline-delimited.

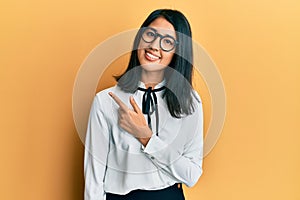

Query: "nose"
left=149, top=36, right=160, bottom=50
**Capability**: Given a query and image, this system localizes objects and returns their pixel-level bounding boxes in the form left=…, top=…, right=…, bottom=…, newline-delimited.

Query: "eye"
left=163, top=38, right=174, bottom=46
left=146, top=30, right=155, bottom=38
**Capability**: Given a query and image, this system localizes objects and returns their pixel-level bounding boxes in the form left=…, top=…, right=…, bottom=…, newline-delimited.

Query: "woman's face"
left=137, top=17, right=176, bottom=73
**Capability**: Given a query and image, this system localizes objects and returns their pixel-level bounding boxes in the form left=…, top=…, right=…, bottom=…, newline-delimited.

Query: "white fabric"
left=84, top=81, right=203, bottom=200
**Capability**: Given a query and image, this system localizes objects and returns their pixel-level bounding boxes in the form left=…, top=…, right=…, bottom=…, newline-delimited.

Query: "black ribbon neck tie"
left=137, top=86, right=165, bottom=136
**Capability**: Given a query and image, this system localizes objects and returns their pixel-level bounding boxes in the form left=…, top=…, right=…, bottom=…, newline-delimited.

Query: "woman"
left=84, top=9, right=203, bottom=200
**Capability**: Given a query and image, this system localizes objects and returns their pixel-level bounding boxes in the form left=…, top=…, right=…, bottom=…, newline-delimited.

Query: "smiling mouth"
left=145, top=50, right=161, bottom=61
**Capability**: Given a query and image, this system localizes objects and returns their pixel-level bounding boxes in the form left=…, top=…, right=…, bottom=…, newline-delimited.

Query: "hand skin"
left=109, top=92, right=152, bottom=146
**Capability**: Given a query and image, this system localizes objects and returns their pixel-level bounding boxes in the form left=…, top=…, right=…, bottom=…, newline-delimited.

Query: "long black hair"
left=116, top=9, right=197, bottom=118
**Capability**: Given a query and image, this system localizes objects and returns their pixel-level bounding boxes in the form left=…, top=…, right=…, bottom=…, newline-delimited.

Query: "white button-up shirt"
left=84, top=81, right=203, bottom=200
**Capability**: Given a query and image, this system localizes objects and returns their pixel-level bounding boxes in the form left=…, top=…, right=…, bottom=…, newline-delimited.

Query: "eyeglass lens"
left=142, top=28, right=176, bottom=52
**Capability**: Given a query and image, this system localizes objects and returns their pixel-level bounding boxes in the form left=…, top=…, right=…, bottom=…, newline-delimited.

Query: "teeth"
left=146, top=52, right=159, bottom=60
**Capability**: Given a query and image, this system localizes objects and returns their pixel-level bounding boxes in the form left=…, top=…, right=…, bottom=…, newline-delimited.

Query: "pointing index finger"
left=109, top=92, right=128, bottom=110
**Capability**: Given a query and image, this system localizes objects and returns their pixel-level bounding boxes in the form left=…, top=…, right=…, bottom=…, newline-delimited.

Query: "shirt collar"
left=137, top=79, right=166, bottom=90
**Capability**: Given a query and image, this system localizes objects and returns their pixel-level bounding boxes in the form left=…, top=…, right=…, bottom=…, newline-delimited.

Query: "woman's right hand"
left=109, top=92, right=152, bottom=146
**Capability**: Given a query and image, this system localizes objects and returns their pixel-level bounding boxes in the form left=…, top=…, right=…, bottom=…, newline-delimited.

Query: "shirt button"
left=150, top=156, right=155, bottom=159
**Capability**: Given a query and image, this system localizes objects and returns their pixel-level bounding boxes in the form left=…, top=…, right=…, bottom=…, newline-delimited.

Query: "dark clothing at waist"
left=106, top=183, right=185, bottom=200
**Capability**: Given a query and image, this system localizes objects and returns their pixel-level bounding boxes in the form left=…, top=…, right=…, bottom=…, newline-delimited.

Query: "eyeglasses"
left=141, top=27, right=178, bottom=52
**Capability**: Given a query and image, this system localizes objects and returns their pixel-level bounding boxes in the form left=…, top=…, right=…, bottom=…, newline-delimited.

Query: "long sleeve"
left=83, top=86, right=202, bottom=195
left=84, top=96, right=110, bottom=200
left=141, top=101, right=203, bottom=187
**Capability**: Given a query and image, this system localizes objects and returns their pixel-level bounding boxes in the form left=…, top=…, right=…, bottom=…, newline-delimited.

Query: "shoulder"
left=192, top=90, right=202, bottom=103
left=94, top=85, right=132, bottom=107
left=95, top=85, right=117, bottom=98
left=191, top=89, right=202, bottom=110
left=92, top=85, right=116, bottom=108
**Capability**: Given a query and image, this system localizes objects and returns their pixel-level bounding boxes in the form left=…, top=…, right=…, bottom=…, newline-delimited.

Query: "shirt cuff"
left=140, top=135, right=182, bottom=165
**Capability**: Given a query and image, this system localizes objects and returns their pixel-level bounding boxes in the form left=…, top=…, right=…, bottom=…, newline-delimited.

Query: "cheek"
left=163, top=53, right=175, bottom=64
left=138, top=40, right=148, bottom=50
left=137, top=41, right=147, bottom=60
left=137, top=49, right=144, bottom=60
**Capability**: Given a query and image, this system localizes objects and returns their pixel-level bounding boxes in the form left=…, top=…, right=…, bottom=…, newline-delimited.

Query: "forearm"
left=142, top=136, right=202, bottom=187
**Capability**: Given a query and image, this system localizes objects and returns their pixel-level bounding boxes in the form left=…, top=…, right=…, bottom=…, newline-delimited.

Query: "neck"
left=141, top=70, right=164, bottom=86
left=145, top=83, right=158, bottom=89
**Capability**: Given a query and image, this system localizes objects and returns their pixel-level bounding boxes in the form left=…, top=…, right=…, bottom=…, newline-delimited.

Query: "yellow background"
left=1, top=0, right=300, bottom=199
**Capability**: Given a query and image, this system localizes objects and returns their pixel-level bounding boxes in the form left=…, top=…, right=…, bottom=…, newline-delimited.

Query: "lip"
left=144, top=50, right=161, bottom=61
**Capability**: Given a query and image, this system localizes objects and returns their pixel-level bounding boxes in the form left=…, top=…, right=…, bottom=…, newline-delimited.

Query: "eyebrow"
left=164, top=33, right=175, bottom=38
left=150, top=27, right=176, bottom=38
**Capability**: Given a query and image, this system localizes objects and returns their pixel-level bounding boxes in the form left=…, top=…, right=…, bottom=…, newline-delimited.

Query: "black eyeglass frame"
left=141, top=27, right=179, bottom=52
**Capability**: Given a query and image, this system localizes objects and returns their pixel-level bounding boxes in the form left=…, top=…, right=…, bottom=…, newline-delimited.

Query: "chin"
left=140, top=64, right=167, bottom=73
